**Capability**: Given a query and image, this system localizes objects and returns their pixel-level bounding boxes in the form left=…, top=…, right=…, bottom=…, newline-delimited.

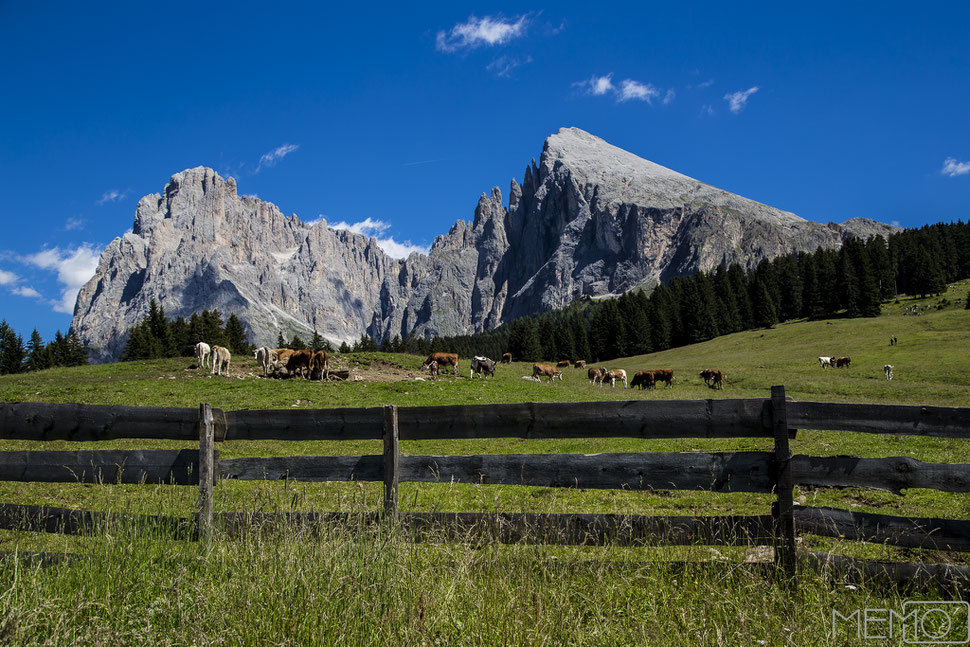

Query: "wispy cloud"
left=64, top=216, right=85, bottom=231
left=24, top=244, right=102, bottom=314
left=618, top=79, right=660, bottom=103
left=12, top=286, right=42, bottom=299
left=662, top=89, right=676, bottom=105
left=724, top=86, right=759, bottom=114
left=942, top=157, right=970, bottom=177
left=486, top=55, right=532, bottom=77
left=0, top=268, right=19, bottom=285
left=436, top=14, right=529, bottom=53
left=255, top=143, right=299, bottom=173
left=577, top=74, right=614, bottom=96
left=576, top=73, right=669, bottom=105
left=329, top=218, right=429, bottom=259
left=96, top=189, right=129, bottom=206
left=701, top=104, right=716, bottom=117
left=695, top=79, right=715, bottom=89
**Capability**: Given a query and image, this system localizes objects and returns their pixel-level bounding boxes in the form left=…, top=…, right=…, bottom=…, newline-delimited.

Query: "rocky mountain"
left=73, top=127, right=897, bottom=362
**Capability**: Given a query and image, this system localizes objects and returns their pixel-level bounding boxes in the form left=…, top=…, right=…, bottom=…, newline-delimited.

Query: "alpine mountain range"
left=72, top=127, right=897, bottom=362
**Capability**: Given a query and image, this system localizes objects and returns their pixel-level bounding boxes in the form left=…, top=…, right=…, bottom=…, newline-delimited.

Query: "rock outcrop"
left=73, top=128, right=897, bottom=362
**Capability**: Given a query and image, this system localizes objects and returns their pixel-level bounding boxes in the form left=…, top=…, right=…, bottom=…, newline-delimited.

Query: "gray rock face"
left=73, top=128, right=897, bottom=362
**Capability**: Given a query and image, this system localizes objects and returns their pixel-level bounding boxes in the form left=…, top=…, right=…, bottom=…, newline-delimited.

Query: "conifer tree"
left=225, top=314, right=250, bottom=355
left=338, top=341, right=351, bottom=353
left=752, top=280, right=778, bottom=329
left=289, top=334, right=307, bottom=350
left=507, top=319, right=542, bottom=363
left=553, top=320, right=577, bottom=360
left=64, top=329, right=88, bottom=366
left=570, top=313, right=592, bottom=362
left=310, top=330, right=326, bottom=352
left=27, top=329, right=53, bottom=371
left=0, top=320, right=26, bottom=374
left=277, top=331, right=287, bottom=349
left=538, top=319, right=558, bottom=361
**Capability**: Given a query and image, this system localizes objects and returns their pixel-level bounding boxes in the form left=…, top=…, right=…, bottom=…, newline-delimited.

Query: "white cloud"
left=662, top=89, right=676, bottom=105
left=0, top=268, right=19, bottom=285
left=581, top=74, right=614, bottom=96
left=64, top=216, right=85, bottom=231
left=724, top=86, right=759, bottom=114
left=696, top=79, right=715, bottom=89
left=96, top=189, right=129, bottom=205
left=618, top=79, right=660, bottom=103
left=436, top=14, right=529, bottom=52
left=255, top=143, right=299, bottom=173
left=12, top=286, right=42, bottom=299
left=330, top=218, right=429, bottom=259
left=24, top=244, right=102, bottom=314
left=942, top=157, right=970, bottom=177
left=486, top=55, right=531, bottom=78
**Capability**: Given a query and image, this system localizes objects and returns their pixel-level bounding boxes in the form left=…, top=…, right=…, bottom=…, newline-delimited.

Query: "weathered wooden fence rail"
left=2, top=387, right=969, bottom=585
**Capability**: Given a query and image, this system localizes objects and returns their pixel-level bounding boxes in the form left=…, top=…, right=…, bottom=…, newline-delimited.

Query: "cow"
left=884, top=364, right=894, bottom=380
left=574, top=360, right=586, bottom=369
left=700, top=368, right=724, bottom=390
left=470, top=356, right=496, bottom=379
left=818, top=356, right=833, bottom=369
left=532, top=363, right=563, bottom=382
left=653, top=368, right=675, bottom=388
left=588, top=367, right=603, bottom=385
left=270, top=348, right=295, bottom=377
left=630, top=370, right=655, bottom=390
left=210, top=345, right=231, bottom=376
left=310, top=350, right=330, bottom=381
left=835, top=356, right=851, bottom=368
left=426, top=360, right=439, bottom=379
left=423, top=353, right=459, bottom=377
left=286, top=349, right=313, bottom=379
left=254, top=346, right=272, bottom=377
left=195, top=342, right=211, bottom=369
left=602, top=369, right=627, bottom=388
left=501, top=353, right=512, bottom=364
left=889, top=335, right=898, bottom=346
left=556, top=360, right=571, bottom=368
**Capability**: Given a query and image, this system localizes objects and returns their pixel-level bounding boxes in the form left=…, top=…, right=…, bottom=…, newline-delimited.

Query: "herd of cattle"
left=194, top=342, right=330, bottom=380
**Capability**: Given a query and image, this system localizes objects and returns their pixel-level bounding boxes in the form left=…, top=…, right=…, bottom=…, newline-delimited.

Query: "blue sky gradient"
left=1, top=2, right=968, bottom=341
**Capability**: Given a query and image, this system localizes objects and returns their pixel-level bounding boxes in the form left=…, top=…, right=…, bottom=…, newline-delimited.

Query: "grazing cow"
left=195, top=342, right=211, bottom=369
left=574, top=360, right=586, bottom=369
left=532, top=363, right=563, bottom=382
left=818, top=356, right=833, bottom=369
left=310, top=350, right=330, bottom=381
left=700, top=368, right=724, bottom=390
left=588, top=367, right=603, bottom=385
left=602, top=369, right=627, bottom=388
left=884, top=364, right=894, bottom=380
left=254, top=346, right=272, bottom=377
left=630, top=370, right=655, bottom=390
left=470, top=356, right=496, bottom=379
left=210, top=345, right=231, bottom=376
left=835, top=356, right=851, bottom=368
left=286, top=349, right=313, bottom=379
left=653, top=368, right=675, bottom=388
left=270, top=348, right=295, bottom=377
left=501, top=353, right=512, bottom=364
left=426, top=360, right=439, bottom=379
left=423, top=353, right=459, bottom=377
left=556, top=360, right=571, bottom=368
left=889, top=335, right=898, bottom=346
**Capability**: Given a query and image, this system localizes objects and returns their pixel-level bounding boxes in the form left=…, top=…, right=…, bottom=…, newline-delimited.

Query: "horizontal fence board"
left=0, top=402, right=218, bottom=441
left=398, top=399, right=772, bottom=440
left=400, top=451, right=775, bottom=492
left=224, top=408, right=383, bottom=440
left=217, top=511, right=776, bottom=546
left=0, top=449, right=205, bottom=484
left=0, top=503, right=195, bottom=538
left=219, top=455, right=382, bottom=481
left=788, top=401, right=970, bottom=438
left=794, top=506, right=970, bottom=552
left=792, top=455, right=970, bottom=494
left=801, top=550, right=970, bottom=587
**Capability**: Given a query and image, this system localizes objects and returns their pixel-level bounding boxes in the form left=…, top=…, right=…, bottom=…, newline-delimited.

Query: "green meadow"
left=0, top=281, right=968, bottom=644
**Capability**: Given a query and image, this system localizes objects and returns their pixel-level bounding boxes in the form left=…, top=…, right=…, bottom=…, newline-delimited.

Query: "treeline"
left=0, top=321, right=87, bottom=375
left=121, top=300, right=252, bottom=361
left=421, top=221, right=970, bottom=364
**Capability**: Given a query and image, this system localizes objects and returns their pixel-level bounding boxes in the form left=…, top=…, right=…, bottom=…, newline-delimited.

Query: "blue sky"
left=1, top=2, right=968, bottom=342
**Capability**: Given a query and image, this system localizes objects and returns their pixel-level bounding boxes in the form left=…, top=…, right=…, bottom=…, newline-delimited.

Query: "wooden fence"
left=2, top=386, right=969, bottom=585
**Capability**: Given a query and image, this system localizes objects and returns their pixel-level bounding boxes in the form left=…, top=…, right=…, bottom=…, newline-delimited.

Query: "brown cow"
left=835, top=356, right=851, bottom=368
left=310, top=350, right=330, bottom=381
left=533, top=363, right=563, bottom=382
left=574, top=360, right=586, bottom=369
left=653, top=368, right=675, bottom=388
left=501, top=353, right=512, bottom=364
left=286, top=349, right=313, bottom=379
left=269, top=348, right=295, bottom=377
left=588, top=367, right=603, bottom=385
left=423, top=352, right=459, bottom=377
left=630, top=370, right=655, bottom=390
left=556, top=360, right=571, bottom=368
left=699, top=368, right=724, bottom=390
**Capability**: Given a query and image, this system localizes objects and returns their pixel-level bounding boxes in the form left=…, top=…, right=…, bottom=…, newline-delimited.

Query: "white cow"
left=254, top=346, right=272, bottom=377
left=818, top=356, right=833, bottom=369
left=210, top=345, right=231, bottom=376
left=195, top=342, right=211, bottom=369
left=470, top=356, right=496, bottom=379
left=884, top=364, right=894, bottom=380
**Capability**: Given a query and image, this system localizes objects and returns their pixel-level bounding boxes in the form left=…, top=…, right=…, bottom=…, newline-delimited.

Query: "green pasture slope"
left=0, top=282, right=967, bottom=645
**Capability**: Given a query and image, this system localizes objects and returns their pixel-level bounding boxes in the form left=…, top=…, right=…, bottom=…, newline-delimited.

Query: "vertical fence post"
left=198, top=402, right=215, bottom=545
left=382, top=404, right=399, bottom=521
left=771, top=385, right=797, bottom=582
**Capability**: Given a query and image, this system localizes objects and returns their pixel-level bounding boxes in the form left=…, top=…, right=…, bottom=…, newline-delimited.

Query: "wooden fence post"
left=198, top=402, right=214, bottom=544
left=771, top=385, right=797, bottom=582
left=383, top=405, right=399, bottom=520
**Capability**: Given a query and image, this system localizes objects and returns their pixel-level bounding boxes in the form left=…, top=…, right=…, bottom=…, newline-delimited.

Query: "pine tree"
left=64, top=329, right=88, bottom=366
left=338, top=341, right=351, bottom=354
left=277, top=331, right=287, bottom=349
left=553, top=321, right=577, bottom=361
left=147, top=299, right=175, bottom=356
left=170, top=316, right=192, bottom=356
left=50, top=331, right=67, bottom=366
left=911, top=247, right=946, bottom=297
left=0, top=320, right=27, bottom=375
left=289, top=334, right=307, bottom=350
left=225, top=314, right=250, bottom=355
left=507, top=319, right=542, bottom=363
left=752, top=280, right=778, bottom=329
left=26, top=329, right=53, bottom=371
left=538, top=319, right=558, bottom=361
left=201, top=310, right=227, bottom=348
left=570, top=313, right=592, bottom=362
